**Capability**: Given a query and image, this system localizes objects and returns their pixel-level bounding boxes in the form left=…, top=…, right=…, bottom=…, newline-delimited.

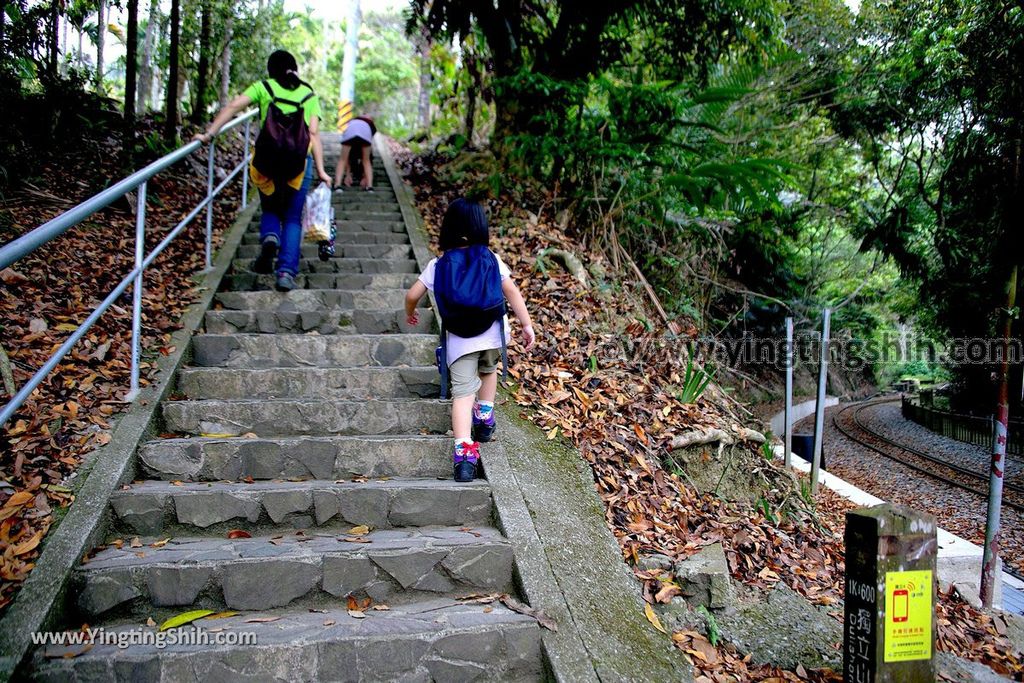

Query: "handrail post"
left=241, top=119, right=251, bottom=210
left=204, top=141, right=216, bottom=270
left=811, top=308, right=831, bottom=495
left=128, top=181, right=147, bottom=401
left=784, top=316, right=794, bottom=468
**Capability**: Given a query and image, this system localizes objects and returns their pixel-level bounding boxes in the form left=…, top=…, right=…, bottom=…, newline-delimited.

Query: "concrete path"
left=28, top=139, right=545, bottom=681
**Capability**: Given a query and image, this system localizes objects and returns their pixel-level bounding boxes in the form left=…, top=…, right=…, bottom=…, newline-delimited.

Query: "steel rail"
left=832, top=399, right=1024, bottom=513
left=0, top=110, right=257, bottom=428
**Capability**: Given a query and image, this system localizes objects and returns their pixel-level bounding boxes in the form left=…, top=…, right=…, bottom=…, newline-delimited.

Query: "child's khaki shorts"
left=449, top=349, right=501, bottom=398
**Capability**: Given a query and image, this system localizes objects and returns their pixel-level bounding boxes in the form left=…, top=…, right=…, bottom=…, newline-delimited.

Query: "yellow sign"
left=884, top=570, right=932, bottom=662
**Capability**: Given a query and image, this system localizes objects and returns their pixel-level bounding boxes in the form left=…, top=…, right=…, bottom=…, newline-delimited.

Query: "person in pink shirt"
left=404, top=199, right=536, bottom=481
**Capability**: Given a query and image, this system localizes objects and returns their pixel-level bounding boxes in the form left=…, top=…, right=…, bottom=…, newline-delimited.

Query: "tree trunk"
left=95, top=0, right=105, bottom=90
left=124, top=0, right=139, bottom=132
left=191, top=0, right=211, bottom=124
left=61, top=11, right=69, bottom=74
left=163, top=0, right=180, bottom=141
left=0, top=1, right=6, bottom=58
left=218, top=11, right=233, bottom=107
left=48, top=0, right=59, bottom=80
left=78, top=27, right=84, bottom=68
left=463, top=42, right=481, bottom=146
left=137, top=0, right=159, bottom=115
left=417, top=36, right=430, bottom=134
left=339, top=0, right=361, bottom=103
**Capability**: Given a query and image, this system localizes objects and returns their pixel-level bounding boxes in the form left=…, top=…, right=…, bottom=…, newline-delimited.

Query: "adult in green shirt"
left=196, top=50, right=331, bottom=291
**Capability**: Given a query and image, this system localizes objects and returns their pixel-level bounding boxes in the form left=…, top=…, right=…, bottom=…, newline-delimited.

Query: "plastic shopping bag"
left=302, top=182, right=332, bottom=242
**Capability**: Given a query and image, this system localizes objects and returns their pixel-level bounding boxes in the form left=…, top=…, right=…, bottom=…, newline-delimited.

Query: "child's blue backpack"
left=433, top=245, right=508, bottom=399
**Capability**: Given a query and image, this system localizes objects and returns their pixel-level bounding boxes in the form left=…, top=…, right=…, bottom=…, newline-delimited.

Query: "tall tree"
left=416, top=35, right=430, bottom=133
left=124, top=0, right=139, bottom=133
left=136, top=0, right=159, bottom=114
left=191, top=0, right=211, bottom=124
left=48, top=0, right=59, bottom=79
left=163, top=0, right=181, bottom=141
left=408, top=0, right=777, bottom=142
left=94, top=0, right=105, bottom=89
left=218, top=10, right=233, bottom=107
left=834, top=0, right=1024, bottom=408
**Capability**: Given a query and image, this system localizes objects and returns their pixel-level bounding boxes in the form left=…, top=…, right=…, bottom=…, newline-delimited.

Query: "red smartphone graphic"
left=893, top=589, right=909, bottom=622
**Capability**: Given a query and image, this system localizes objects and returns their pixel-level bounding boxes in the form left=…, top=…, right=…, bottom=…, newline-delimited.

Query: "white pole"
left=128, top=181, right=147, bottom=401
left=811, top=308, right=831, bottom=494
left=784, top=316, right=794, bottom=468
left=205, top=141, right=215, bottom=269
left=339, top=0, right=361, bottom=104
left=241, top=119, right=251, bottom=210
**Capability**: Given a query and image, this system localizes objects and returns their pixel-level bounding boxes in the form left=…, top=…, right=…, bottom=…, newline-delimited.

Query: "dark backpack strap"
left=498, top=312, right=509, bottom=384
left=264, top=80, right=310, bottom=108
left=438, top=321, right=449, bottom=400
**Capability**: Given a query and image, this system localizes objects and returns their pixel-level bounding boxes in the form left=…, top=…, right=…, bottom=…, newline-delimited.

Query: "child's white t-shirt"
left=418, top=254, right=511, bottom=366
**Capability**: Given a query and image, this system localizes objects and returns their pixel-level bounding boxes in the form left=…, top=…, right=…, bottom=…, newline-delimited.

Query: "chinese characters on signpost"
left=844, top=504, right=936, bottom=682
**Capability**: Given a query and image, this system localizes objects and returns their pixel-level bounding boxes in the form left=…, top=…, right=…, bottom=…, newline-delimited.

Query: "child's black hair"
left=439, top=198, right=489, bottom=250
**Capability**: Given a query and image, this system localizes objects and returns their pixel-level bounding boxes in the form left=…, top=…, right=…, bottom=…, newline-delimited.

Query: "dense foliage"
left=2, top=0, right=1018, bottom=401
left=832, top=0, right=1024, bottom=408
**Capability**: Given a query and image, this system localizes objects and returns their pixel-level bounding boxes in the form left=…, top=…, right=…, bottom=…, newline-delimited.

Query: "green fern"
left=677, top=345, right=714, bottom=404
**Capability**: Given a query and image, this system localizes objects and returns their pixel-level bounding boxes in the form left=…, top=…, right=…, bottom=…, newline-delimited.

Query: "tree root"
left=539, top=248, right=588, bottom=285
left=669, top=426, right=767, bottom=450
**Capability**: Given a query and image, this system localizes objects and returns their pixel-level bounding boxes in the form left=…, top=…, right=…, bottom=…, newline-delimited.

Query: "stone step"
left=333, top=209, right=404, bottom=221
left=220, top=272, right=419, bottom=292
left=72, top=527, right=514, bottom=616
left=240, top=231, right=409, bottom=246
left=247, top=218, right=405, bottom=233
left=190, top=333, right=435, bottom=369
left=138, top=435, right=453, bottom=482
left=235, top=243, right=413, bottom=260
left=330, top=189, right=399, bottom=202
left=31, top=599, right=543, bottom=682
left=109, top=478, right=492, bottom=536
left=231, top=257, right=420, bottom=274
left=203, top=307, right=435, bottom=336
left=214, top=288, right=414, bottom=312
left=162, top=398, right=451, bottom=437
left=177, top=366, right=439, bottom=400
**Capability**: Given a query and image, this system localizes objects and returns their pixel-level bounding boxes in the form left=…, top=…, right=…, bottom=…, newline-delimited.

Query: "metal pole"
left=205, top=141, right=216, bottom=269
left=981, top=264, right=1018, bottom=607
left=128, top=181, right=147, bottom=401
left=241, top=119, right=251, bottom=210
left=811, top=308, right=831, bottom=494
left=784, top=317, right=794, bottom=468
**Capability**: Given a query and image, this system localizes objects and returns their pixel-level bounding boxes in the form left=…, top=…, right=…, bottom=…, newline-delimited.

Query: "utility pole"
left=337, top=0, right=360, bottom=130
left=981, top=265, right=1019, bottom=607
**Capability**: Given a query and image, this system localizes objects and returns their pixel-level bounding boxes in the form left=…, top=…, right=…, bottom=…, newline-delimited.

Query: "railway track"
left=831, top=397, right=1024, bottom=514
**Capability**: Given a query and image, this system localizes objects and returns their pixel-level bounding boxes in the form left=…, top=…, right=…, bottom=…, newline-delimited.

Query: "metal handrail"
left=0, top=109, right=258, bottom=428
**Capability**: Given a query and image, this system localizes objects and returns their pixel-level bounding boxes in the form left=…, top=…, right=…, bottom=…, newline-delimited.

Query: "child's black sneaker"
left=253, top=238, right=278, bottom=274
left=317, top=240, right=334, bottom=261
left=453, top=440, right=480, bottom=483
left=317, top=215, right=337, bottom=261
left=472, top=404, right=496, bottom=442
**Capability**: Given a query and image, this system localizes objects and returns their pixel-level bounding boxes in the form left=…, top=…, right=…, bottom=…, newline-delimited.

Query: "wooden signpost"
left=844, top=504, right=937, bottom=682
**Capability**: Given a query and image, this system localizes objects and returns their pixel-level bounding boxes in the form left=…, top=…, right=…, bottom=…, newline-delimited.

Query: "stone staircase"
left=30, top=139, right=545, bottom=681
